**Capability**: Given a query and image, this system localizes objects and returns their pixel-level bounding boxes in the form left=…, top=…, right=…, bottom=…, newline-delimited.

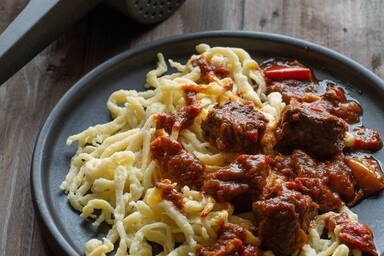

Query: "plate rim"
left=30, top=30, right=384, bottom=256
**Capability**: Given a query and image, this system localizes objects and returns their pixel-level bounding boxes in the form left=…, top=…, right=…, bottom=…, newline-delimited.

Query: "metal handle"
left=0, top=0, right=100, bottom=86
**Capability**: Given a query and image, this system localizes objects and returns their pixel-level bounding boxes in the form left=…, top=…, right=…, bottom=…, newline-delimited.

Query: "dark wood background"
left=1, top=0, right=383, bottom=255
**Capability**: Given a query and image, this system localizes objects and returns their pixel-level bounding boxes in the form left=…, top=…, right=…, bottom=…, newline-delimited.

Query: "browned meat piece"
left=325, top=213, right=377, bottom=256
left=154, top=105, right=202, bottom=134
left=311, top=87, right=362, bottom=124
left=276, top=103, right=348, bottom=157
left=151, top=136, right=204, bottom=188
left=271, top=154, right=296, bottom=179
left=201, top=101, right=268, bottom=153
left=267, top=80, right=326, bottom=103
left=259, top=172, right=289, bottom=201
left=263, top=155, right=297, bottom=199
left=350, top=127, right=383, bottom=151
left=156, top=180, right=184, bottom=209
left=252, top=189, right=318, bottom=255
left=324, top=156, right=357, bottom=203
left=191, top=56, right=230, bottom=83
left=196, top=223, right=263, bottom=256
left=290, top=150, right=358, bottom=204
left=273, top=150, right=362, bottom=207
left=202, top=154, right=271, bottom=210
left=289, top=150, right=368, bottom=206
left=286, top=178, right=343, bottom=212
left=291, top=150, right=324, bottom=178
left=166, top=152, right=205, bottom=187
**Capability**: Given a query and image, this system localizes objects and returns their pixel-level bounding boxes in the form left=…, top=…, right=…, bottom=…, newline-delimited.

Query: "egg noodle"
left=61, top=44, right=363, bottom=256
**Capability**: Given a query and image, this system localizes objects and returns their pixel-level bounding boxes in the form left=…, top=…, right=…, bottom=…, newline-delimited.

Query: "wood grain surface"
left=1, top=0, right=383, bottom=255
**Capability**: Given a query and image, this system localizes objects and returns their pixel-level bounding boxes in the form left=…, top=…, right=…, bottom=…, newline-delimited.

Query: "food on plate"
left=61, top=44, right=383, bottom=256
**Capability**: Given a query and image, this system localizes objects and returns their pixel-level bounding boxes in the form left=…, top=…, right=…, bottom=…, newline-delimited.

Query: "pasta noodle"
left=61, top=44, right=364, bottom=256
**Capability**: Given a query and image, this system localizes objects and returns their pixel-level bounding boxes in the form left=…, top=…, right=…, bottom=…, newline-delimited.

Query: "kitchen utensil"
left=0, top=0, right=185, bottom=85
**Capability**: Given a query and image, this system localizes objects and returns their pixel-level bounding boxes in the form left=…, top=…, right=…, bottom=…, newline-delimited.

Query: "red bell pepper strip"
left=264, top=66, right=313, bottom=81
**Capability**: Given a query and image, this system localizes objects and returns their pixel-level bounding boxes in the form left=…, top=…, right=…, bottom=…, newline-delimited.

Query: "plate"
left=31, top=31, right=384, bottom=256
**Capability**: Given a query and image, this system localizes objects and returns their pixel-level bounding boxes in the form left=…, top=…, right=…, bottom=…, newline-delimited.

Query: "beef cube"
left=202, top=154, right=271, bottom=211
left=277, top=103, right=347, bottom=157
left=151, top=136, right=205, bottom=188
left=291, top=149, right=324, bottom=178
left=252, top=189, right=318, bottom=255
left=286, top=178, right=343, bottom=212
left=324, top=156, right=357, bottom=203
left=271, top=154, right=296, bottom=179
left=201, top=101, right=268, bottom=153
left=266, top=80, right=326, bottom=104
left=312, top=87, right=362, bottom=124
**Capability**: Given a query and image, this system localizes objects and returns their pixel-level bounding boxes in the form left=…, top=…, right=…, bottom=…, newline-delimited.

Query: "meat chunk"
left=311, top=87, right=362, bottom=124
left=151, top=136, right=204, bottom=188
left=166, top=152, right=205, bottom=187
left=202, top=101, right=268, bottom=153
left=267, top=80, right=326, bottom=103
left=271, top=154, right=296, bottom=179
left=202, top=154, right=271, bottom=210
left=273, top=150, right=361, bottom=207
left=286, top=178, right=343, bottom=212
left=252, top=189, right=318, bottom=255
left=196, top=223, right=263, bottom=256
left=325, top=213, right=377, bottom=256
left=291, top=149, right=324, bottom=178
left=276, top=103, right=348, bottom=157
left=324, top=156, right=357, bottom=203
left=155, top=105, right=202, bottom=134
left=290, top=150, right=358, bottom=204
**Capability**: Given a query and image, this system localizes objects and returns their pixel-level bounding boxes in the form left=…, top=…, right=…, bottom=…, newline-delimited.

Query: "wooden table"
left=1, top=0, right=383, bottom=255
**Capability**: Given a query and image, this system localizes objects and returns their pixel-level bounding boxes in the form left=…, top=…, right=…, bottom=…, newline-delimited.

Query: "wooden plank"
left=0, top=0, right=383, bottom=255
left=243, top=0, right=384, bottom=77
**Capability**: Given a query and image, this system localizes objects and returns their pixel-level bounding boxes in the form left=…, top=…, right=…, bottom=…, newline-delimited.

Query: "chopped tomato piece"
left=339, top=222, right=377, bottom=256
left=325, top=213, right=377, bottom=256
left=352, top=127, right=382, bottom=151
left=264, top=66, right=313, bottom=81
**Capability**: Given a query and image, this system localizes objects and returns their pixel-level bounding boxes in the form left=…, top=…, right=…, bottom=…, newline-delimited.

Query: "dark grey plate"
left=31, top=31, right=384, bottom=256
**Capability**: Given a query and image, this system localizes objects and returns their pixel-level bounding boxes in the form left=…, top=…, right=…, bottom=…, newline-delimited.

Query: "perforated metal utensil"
left=0, top=0, right=186, bottom=85
left=110, top=0, right=185, bottom=24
